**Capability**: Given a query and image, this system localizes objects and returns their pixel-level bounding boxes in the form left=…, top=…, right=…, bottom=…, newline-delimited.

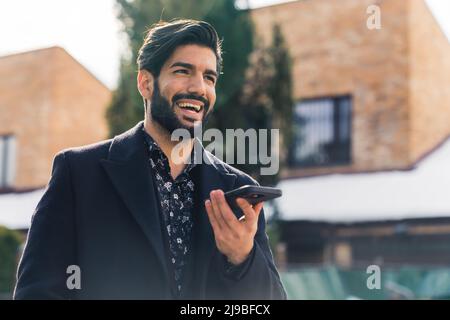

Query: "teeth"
left=177, top=102, right=201, bottom=111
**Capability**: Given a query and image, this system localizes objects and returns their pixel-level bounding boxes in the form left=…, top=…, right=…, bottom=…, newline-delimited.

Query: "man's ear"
left=137, top=69, right=154, bottom=100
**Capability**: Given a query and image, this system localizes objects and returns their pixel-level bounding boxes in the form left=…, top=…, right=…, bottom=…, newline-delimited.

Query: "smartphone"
left=224, top=185, right=282, bottom=216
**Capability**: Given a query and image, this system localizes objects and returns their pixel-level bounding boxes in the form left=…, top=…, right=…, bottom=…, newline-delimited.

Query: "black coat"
left=14, top=122, right=287, bottom=300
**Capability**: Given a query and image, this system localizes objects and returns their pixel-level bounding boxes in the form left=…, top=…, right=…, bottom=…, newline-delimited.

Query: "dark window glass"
left=289, top=96, right=352, bottom=167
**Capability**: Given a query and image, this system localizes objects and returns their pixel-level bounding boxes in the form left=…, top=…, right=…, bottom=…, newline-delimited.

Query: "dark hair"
left=137, top=19, right=222, bottom=77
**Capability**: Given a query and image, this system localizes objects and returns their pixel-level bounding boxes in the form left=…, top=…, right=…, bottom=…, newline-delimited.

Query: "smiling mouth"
left=176, top=102, right=203, bottom=113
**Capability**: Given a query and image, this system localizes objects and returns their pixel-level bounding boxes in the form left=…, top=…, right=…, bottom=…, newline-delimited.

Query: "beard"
left=148, top=80, right=211, bottom=137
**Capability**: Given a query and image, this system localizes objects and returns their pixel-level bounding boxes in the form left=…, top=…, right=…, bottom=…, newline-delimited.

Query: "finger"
left=236, top=198, right=257, bottom=226
left=254, top=201, right=264, bottom=217
left=210, top=191, right=227, bottom=231
left=252, top=202, right=264, bottom=227
left=215, top=190, right=241, bottom=234
left=205, top=199, right=222, bottom=233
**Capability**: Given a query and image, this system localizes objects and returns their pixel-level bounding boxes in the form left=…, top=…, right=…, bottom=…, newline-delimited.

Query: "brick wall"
left=251, top=0, right=449, bottom=178
left=0, top=47, right=111, bottom=189
left=48, top=47, right=111, bottom=176
left=408, top=0, right=450, bottom=162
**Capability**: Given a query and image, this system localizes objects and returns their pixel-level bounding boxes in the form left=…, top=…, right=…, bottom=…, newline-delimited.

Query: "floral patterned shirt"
left=143, top=129, right=196, bottom=296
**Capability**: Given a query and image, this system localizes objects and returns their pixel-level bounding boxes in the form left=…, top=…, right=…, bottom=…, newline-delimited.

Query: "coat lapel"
left=99, top=122, right=170, bottom=282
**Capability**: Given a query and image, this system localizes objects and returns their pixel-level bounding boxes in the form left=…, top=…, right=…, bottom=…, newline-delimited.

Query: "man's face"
left=148, top=44, right=218, bottom=136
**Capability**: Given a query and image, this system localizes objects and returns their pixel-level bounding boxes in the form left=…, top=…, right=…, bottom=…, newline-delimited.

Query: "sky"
left=0, top=0, right=449, bottom=90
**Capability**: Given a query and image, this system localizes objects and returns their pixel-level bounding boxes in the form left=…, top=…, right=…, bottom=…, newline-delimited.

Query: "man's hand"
left=205, top=189, right=264, bottom=266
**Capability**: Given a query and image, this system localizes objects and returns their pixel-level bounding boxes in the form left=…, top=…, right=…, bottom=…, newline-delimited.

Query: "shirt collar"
left=142, top=127, right=198, bottom=173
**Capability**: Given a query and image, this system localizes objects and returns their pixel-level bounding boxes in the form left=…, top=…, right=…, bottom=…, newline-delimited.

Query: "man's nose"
left=187, top=74, right=206, bottom=97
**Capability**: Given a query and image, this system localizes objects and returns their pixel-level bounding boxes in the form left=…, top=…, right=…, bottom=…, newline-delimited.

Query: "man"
left=14, top=19, right=287, bottom=300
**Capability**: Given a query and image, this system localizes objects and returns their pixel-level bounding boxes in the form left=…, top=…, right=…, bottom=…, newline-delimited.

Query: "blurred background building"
left=251, top=0, right=450, bottom=299
left=252, top=0, right=450, bottom=177
left=0, top=46, right=111, bottom=192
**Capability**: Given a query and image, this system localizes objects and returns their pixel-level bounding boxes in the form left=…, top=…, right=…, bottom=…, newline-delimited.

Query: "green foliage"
left=267, top=24, right=294, bottom=154
left=0, top=226, right=22, bottom=294
left=235, top=24, right=294, bottom=185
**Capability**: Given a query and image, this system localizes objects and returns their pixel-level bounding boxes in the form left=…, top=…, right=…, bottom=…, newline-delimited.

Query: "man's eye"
left=174, top=69, right=188, bottom=74
left=205, top=75, right=216, bottom=84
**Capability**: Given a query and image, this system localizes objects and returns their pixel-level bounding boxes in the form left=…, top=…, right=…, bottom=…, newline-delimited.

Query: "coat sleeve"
left=214, top=178, right=287, bottom=300
left=14, top=152, right=77, bottom=300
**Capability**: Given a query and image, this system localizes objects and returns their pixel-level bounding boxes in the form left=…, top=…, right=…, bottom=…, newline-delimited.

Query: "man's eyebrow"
left=170, top=62, right=218, bottom=78
left=204, top=69, right=218, bottom=78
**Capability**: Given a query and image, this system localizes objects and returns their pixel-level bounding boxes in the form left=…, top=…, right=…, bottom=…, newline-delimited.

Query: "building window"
left=0, top=135, right=17, bottom=188
left=289, top=96, right=352, bottom=167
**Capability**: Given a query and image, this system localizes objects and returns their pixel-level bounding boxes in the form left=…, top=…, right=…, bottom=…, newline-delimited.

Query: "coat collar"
left=100, top=121, right=237, bottom=295
left=105, top=121, right=233, bottom=175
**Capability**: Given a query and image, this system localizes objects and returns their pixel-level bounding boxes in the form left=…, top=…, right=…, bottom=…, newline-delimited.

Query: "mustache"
left=172, top=93, right=209, bottom=111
